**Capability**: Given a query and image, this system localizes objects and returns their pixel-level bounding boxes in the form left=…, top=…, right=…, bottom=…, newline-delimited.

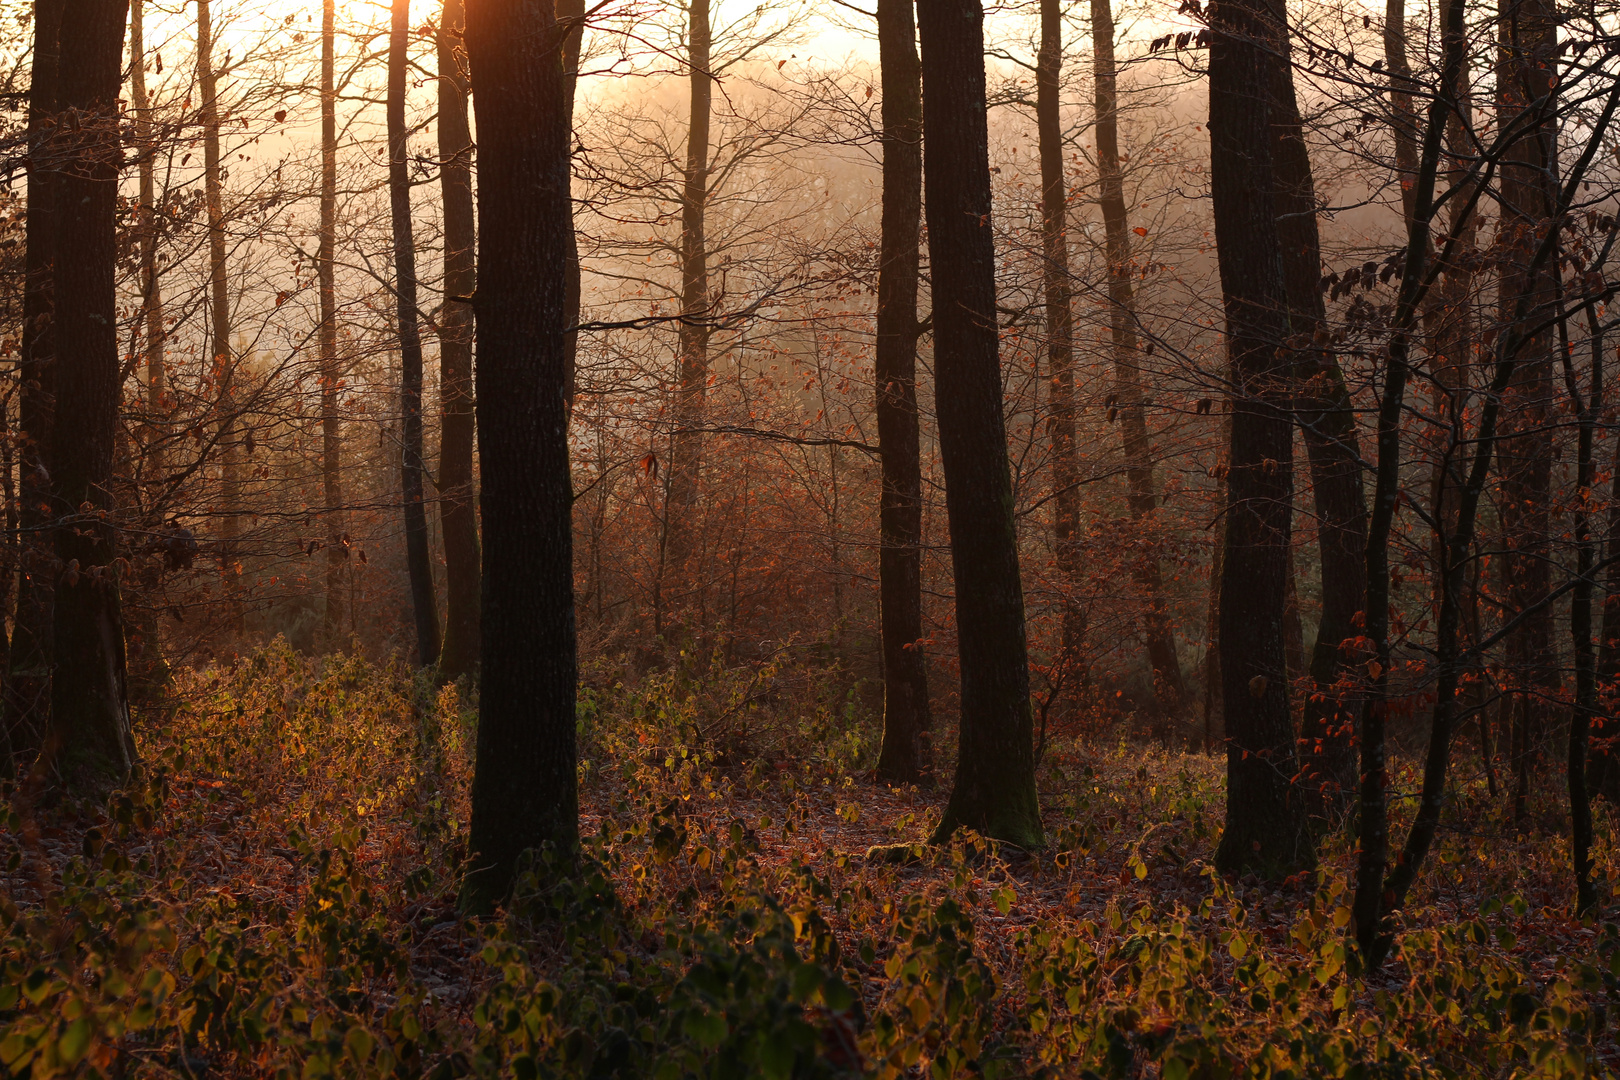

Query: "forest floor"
left=2, top=641, right=1617, bottom=1077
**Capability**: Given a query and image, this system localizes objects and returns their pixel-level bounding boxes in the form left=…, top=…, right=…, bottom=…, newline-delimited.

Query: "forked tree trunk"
left=665, top=0, right=712, bottom=592
left=1267, top=28, right=1368, bottom=812
left=918, top=0, right=1042, bottom=850
left=1207, top=0, right=1311, bottom=876
left=389, top=0, right=442, bottom=668
left=461, top=0, right=577, bottom=907
left=1089, top=0, right=1186, bottom=709
left=435, top=0, right=480, bottom=678
left=198, top=0, right=241, bottom=632
left=872, top=0, right=932, bottom=785
left=320, top=0, right=346, bottom=643
left=8, top=0, right=65, bottom=758
left=47, top=0, right=134, bottom=780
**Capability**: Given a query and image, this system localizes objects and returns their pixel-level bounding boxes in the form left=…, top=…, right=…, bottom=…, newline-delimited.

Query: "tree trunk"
left=461, top=0, right=577, bottom=907
left=1207, top=0, right=1312, bottom=877
left=1267, top=35, right=1368, bottom=812
left=872, top=0, right=932, bottom=785
left=1089, top=0, right=1186, bottom=710
left=1569, top=305, right=1601, bottom=914
left=8, top=0, right=64, bottom=758
left=46, top=0, right=133, bottom=780
left=665, top=0, right=712, bottom=592
left=390, top=0, right=442, bottom=668
left=918, top=0, right=1042, bottom=850
left=320, top=0, right=346, bottom=645
left=131, top=0, right=164, bottom=484
left=435, top=0, right=481, bottom=679
left=198, top=0, right=241, bottom=633
left=1495, top=0, right=1560, bottom=824
left=559, top=0, right=584, bottom=408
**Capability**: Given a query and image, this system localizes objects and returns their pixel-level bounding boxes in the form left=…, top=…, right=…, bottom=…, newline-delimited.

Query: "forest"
left=2, top=0, right=1620, bottom=1072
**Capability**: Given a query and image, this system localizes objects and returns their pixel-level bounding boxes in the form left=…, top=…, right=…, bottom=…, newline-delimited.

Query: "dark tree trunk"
left=917, top=0, right=1042, bottom=850
left=1090, top=0, right=1185, bottom=710
left=435, top=0, right=480, bottom=679
left=1594, top=421, right=1620, bottom=801
left=872, top=0, right=932, bottom=785
left=1207, top=0, right=1312, bottom=876
left=8, top=0, right=64, bottom=758
left=1569, top=305, right=1601, bottom=914
left=666, top=0, right=712, bottom=587
left=1044, top=0, right=1083, bottom=686
left=46, top=0, right=133, bottom=780
left=1267, top=36, right=1368, bottom=812
left=461, top=0, right=577, bottom=907
left=320, top=0, right=346, bottom=644
left=1495, top=0, right=1560, bottom=823
left=390, top=0, right=442, bottom=668
left=131, top=0, right=164, bottom=482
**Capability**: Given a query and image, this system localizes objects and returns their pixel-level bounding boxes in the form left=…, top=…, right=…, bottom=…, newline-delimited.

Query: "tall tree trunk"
left=559, top=0, right=583, bottom=406
left=1207, top=0, right=1311, bottom=876
left=435, top=0, right=480, bottom=678
left=461, top=0, right=577, bottom=907
left=1594, top=412, right=1620, bottom=801
left=389, top=0, right=442, bottom=668
left=1495, top=0, right=1560, bottom=824
left=46, top=0, right=133, bottom=780
left=320, top=0, right=346, bottom=644
left=918, top=0, right=1042, bottom=850
left=1042, top=0, right=1083, bottom=689
left=8, top=0, right=65, bottom=758
left=665, top=0, right=711, bottom=592
left=1569, top=304, right=1601, bottom=914
left=872, top=0, right=932, bottom=785
left=1267, top=29, right=1369, bottom=812
left=131, top=0, right=163, bottom=484
left=198, top=0, right=241, bottom=633
left=1089, top=0, right=1186, bottom=709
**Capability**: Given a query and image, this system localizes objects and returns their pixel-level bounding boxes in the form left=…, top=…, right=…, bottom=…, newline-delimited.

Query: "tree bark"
left=390, top=0, right=442, bottom=668
left=665, top=0, right=712, bottom=589
left=131, top=0, right=164, bottom=484
left=1569, top=304, right=1601, bottom=914
left=198, top=0, right=241, bottom=633
left=8, top=0, right=65, bottom=758
left=918, top=0, right=1042, bottom=850
left=461, top=0, right=577, bottom=907
left=435, top=0, right=480, bottom=679
left=46, top=0, right=133, bottom=780
left=320, top=0, right=346, bottom=644
left=1207, top=0, right=1312, bottom=876
left=1495, top=0, right=1560, bottom=824
left=1267, top=32, right=1368, bottom=812
left=872, top=0, right=932, bottom=785
left=559, top=0, right=584, bottom=407
left=1090, top=0, right=1186, bottom=710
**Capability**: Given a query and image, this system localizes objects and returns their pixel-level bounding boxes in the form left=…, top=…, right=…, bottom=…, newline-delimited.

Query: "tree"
left=434, top=0, right=481, bottom=679
left=462, top=0, right=577, bottom=906
left=665, top=0, right=714, bottom=585
left=8, top=0, right=64, bottom=756
left=1207, top=0, right=1311, bottom=876
left=918, top=0, right=1042, bottom=850
left=1267, top=11, right=1367, bottom=811
left=389, top=0, right=441, bottom=668
left=45, top=0, right=134, bottom=778
left=320, top=0, right=347, bottom=645
left=198, top=0, right=242, bottom=633
left=1088, top=0, right=1185, bottom=711
left=872, top=0, right=931, bottom=785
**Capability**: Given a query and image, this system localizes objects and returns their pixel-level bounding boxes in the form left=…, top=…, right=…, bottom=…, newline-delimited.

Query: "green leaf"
left=57, top=1017, right=93, bottom=1066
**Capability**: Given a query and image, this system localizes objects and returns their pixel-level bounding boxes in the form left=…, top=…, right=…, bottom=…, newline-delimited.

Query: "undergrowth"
left=1, top=640, right=1617, bottom=1078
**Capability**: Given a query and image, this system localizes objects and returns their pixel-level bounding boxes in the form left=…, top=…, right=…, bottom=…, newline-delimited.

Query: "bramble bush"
left=1, top=642, right=1616, bottom=1078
